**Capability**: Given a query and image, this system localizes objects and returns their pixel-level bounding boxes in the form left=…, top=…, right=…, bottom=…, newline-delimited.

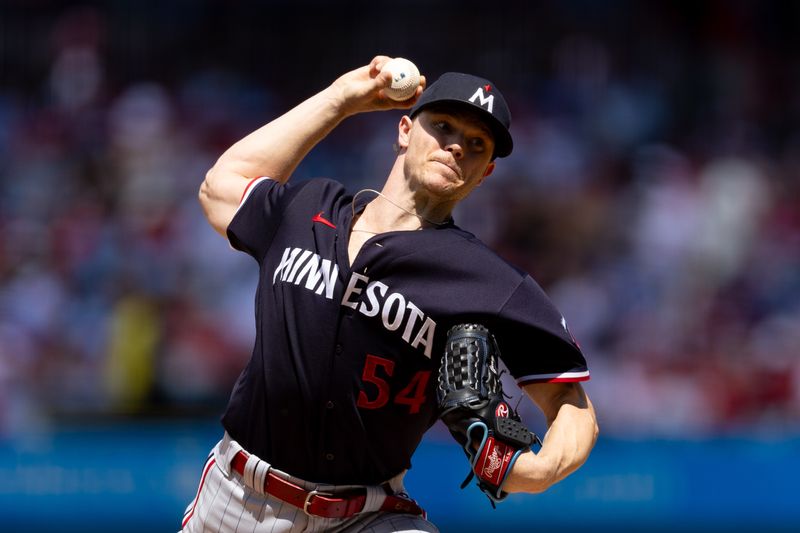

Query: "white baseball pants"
left=180, top=433, right=439, bottom=533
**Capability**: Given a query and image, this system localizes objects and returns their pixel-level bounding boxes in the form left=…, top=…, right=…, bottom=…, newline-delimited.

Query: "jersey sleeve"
left=226, top=177, right=298, bottom=262
left=494, top=275, right=589, bottom=385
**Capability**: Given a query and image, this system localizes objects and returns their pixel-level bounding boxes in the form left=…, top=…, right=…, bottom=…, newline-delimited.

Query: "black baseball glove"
left=437, top=323, right=541, bottom=504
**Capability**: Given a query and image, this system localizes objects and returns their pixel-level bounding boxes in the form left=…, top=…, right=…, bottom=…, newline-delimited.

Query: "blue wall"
left=1, top=420, right=798, bottom=532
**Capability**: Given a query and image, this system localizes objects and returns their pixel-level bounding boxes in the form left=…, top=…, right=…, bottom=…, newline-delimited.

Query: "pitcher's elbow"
left=198, top=167, right=217, bottom=207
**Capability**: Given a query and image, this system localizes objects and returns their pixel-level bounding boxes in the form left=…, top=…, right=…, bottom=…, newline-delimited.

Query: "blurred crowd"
left=0, top=3, right=798, bottom=438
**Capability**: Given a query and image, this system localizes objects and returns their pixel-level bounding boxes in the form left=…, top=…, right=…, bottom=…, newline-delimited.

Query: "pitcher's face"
left=398, top=107, right=496, bottom=202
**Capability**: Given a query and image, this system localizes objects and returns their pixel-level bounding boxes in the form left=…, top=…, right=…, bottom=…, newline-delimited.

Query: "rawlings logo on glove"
left=437, top=324, right=542, bottom=504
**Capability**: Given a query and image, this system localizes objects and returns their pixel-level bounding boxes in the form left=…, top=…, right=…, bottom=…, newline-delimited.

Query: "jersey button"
left=325, top=453, right=335, bottom=461
left=326, top=401, right=334, bottom=409
left=335, top=344, right=343, bottom=354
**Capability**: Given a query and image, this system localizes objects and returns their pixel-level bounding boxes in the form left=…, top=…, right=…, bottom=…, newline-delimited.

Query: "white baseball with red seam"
left=382, top=57, right=421, bottom=101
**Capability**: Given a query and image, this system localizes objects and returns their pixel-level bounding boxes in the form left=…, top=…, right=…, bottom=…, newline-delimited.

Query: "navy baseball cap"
left=409, top=72, right=513, bottom=158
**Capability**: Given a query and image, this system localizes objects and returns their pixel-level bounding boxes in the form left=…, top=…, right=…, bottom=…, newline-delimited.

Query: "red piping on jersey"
left=239, top=177, right=265, bottom=204
left=518, top=375, right=590, bottom=386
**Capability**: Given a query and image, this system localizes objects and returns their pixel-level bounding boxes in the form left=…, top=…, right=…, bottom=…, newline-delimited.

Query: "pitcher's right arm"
left=198, top=55, right=425, bottom=236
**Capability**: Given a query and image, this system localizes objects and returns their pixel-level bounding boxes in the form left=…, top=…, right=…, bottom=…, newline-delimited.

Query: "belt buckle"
left=302, top=489, right=333, bottom=516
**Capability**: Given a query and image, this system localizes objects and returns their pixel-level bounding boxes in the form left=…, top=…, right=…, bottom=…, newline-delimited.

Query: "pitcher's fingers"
left=369, top=55, right=392, bottom=77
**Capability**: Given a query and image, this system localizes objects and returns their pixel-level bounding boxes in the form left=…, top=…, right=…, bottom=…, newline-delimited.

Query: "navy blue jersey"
left=223, top=177, right=589, bottom=485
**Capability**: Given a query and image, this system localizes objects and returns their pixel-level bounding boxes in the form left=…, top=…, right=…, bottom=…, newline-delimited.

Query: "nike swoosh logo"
left=312, top=211, right=336, bottom=229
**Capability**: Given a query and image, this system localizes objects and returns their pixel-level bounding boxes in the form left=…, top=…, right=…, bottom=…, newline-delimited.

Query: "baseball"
left=382, top=57, right=421, bottom=101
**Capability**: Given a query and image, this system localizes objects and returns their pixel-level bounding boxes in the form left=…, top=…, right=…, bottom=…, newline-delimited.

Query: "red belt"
left=230, top=451, right=424, bottom=519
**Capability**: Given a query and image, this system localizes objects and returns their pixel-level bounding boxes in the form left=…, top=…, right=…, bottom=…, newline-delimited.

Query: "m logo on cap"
left=468, top=87, right=494, bottom=114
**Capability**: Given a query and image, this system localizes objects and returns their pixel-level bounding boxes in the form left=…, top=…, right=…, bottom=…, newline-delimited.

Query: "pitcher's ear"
left=397, top=115, right=413, bottom=149
left=482, top=161, right=496, bottom=179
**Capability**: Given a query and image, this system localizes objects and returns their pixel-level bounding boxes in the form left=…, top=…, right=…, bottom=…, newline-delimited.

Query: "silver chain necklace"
left=351, top=188, right=449, bottom=230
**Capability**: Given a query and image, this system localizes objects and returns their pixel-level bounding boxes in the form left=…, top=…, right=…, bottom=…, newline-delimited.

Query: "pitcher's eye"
left=469, top=137, right=486, bottom=151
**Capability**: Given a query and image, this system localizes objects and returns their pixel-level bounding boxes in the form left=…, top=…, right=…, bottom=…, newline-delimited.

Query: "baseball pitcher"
left=181, top=55, right=598, bottom=532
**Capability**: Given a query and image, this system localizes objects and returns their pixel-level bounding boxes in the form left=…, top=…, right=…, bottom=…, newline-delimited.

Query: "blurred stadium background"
left=1, top=1, right=799, bottom=531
